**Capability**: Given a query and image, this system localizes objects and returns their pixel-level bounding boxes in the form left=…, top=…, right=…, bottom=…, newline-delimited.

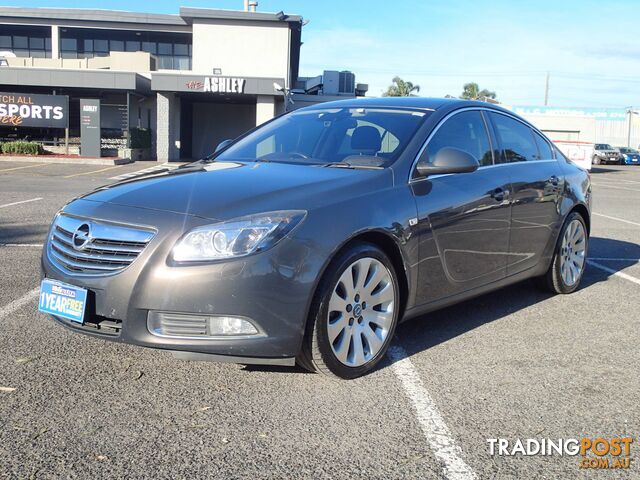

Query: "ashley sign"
left=0, top=92, right=69, bottom=128
left=203, top=77, right=246, bottom=94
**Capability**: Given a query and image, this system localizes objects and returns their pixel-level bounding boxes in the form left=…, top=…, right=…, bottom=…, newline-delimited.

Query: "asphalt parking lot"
left=0, top=161, right=638, bottom=479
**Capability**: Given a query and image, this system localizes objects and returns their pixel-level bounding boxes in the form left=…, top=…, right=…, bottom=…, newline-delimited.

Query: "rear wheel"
left=298, top=243, right=400, bottom=379
left=537, top=212, right=588, bottom=294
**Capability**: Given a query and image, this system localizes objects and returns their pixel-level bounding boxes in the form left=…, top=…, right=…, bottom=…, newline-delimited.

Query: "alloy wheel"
left=327, top=257, right=395, bottom=367
left=560, top=219, right=586, bottom=286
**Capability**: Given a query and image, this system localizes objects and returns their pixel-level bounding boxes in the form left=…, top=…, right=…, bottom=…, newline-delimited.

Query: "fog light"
left=207, top=316, right=258, bottom=335
left=147, top=311, right=259, bottom=338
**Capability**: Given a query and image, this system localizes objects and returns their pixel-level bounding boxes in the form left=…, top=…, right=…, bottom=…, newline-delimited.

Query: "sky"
left=4, top=0, right=640, bottom=107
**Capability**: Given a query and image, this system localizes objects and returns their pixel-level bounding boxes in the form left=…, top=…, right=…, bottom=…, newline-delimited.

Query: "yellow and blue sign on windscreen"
left=39, top=279, right=87, bottom=324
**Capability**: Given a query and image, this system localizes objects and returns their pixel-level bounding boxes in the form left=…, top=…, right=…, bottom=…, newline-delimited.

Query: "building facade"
left=0, top=6, right=365, bottom=161
left=507, top=105, right=640, bottom=149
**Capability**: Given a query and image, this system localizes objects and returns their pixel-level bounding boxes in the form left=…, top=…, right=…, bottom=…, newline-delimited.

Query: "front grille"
left=47, top=214, right=155, bottom=275
left=55, top=314, right=123, bottom=337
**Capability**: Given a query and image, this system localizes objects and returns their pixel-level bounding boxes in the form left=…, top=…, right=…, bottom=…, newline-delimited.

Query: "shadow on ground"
left=0, top=223, right=48, bottom=244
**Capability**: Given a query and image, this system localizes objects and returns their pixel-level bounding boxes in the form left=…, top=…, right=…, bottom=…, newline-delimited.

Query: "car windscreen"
left=215, top=107, right=430, bottom=167
left=595, top=144, right=613, bottom=150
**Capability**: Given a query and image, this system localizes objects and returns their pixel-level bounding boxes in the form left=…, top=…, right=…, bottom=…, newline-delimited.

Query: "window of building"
left=0, top=25, right=52, bottom=58
left=60, top=38, right=77, bottom=52
left=490, top=113, right=539, bottom=163
left=174, top=43, right=189, bottom=55
left=13, top=36, right=29, bottom=49
left=59, top=28, right=192, bottom=70
left=142, top=41, right=157, bottom=54
left=125, top=40, right=140, bottom=52
left=110, top=40, right=124, bottom=52
left=157, top=42, right=172, bottom=55
left=426, top=111, right=494, bottom=166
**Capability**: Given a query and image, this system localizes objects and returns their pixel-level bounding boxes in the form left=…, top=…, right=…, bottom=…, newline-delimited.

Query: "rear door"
left=488, top=112, right=564, bottom=275
left=411, top=109, right=512, bottom=305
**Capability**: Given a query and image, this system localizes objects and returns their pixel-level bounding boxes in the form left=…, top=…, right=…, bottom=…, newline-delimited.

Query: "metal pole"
left=627, top=107, right=633, bottom=148
left=544, top=72, right=549, bottom=106
left=64, top=127, right=69, bottom=155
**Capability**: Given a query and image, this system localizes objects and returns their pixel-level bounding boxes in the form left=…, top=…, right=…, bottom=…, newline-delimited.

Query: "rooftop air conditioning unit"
left=322, top=70, right=356, bottom=95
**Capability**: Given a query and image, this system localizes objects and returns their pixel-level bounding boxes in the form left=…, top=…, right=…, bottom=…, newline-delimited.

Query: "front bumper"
left=596, top=154, right=622, bottom=163
left=623, top=156, right=640, bottom=165
left=41, top=200, right=321, bottom=362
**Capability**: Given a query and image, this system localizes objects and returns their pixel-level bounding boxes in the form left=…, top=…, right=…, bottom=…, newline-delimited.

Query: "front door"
left=412, top=110, right=512, bottom=305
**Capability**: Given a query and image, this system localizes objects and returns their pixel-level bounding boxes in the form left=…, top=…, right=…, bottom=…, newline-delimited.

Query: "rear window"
left=490, top=113, right=539, bottom=163
left=532, top=131, right=554, bottom=160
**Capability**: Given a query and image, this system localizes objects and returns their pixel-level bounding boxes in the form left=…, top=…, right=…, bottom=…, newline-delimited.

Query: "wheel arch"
left=570, top=203, right=591, bottom=235
left=304, top=229, right=411, bottom=330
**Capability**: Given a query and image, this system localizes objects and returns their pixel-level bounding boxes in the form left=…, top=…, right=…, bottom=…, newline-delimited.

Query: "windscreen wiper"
left=322, top=162, right=383, bottom=170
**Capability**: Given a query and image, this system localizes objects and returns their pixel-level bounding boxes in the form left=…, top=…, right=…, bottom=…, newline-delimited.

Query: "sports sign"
left=0, top=92, right=69, bottom=128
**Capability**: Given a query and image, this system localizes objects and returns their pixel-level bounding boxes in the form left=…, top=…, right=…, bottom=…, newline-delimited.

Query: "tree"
left=460, top=82, right=497, bottom=101
left=383, top=76, right=420, bottom=97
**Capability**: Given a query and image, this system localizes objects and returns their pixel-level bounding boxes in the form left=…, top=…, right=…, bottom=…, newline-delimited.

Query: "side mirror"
left=214, top=139, right=233, bottom=153
left=416, top=147, right=479, bottom=177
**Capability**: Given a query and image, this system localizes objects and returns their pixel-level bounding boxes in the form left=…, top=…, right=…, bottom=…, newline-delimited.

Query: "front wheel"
left=298, top=243, right=400, bottom=379
left=592, top=156, right=600, bottom=165
left=537, top=212, right=588, bottom=294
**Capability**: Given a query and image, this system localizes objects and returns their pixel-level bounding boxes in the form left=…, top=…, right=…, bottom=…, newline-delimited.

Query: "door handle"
left=491, top=187, right=509, bottom=202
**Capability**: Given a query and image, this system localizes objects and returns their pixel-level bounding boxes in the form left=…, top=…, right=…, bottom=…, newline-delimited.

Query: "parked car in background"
left=39, top=98, right=592, bottom=379
left=592, top=144, right=622, bottom=165
left=618, top=147, right=640, bottom=165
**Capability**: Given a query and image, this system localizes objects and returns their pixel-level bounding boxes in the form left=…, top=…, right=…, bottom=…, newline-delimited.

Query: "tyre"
left=592, top=156, right=600, bottom=165
left=298, top=242, right=400, bottom=379
left=536, top=212, right=588, bottom=294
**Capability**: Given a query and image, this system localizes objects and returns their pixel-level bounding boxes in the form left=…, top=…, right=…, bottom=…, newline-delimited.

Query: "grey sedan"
left=40, top=97, right=591, bottom=379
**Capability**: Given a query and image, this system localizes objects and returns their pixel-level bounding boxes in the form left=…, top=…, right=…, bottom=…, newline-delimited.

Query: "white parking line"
left=587, top=260, right=640, bottom=286
left=0, top=243, right=43, bottom=248
left=0, top=197, right=43, bottom=209
left=592, top=212, right=640, bottom=227
left=0, top=287, right=39, bottom=321
left=589, top=257, right=639, bottom=261
left=388, top=345, right=477, bottom=480
left=591, top=183, right=639, bottom=193
left=598, top=177, right=640, bottom=185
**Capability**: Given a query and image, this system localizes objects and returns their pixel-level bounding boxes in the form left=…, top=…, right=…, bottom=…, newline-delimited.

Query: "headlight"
left=172, top=210, right=306, bottom=262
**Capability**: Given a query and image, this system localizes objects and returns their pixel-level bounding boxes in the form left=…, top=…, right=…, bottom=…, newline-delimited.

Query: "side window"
left=532, top=131, right=554, bottom=160
left=490, top=113, right=539, bottom=162
left=425, top=111, right=493, bottom=167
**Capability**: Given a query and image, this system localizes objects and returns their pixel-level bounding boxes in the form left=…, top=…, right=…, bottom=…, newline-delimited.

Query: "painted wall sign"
left=0, top=92, right=69, bottom=128
left=510, top=105, right=627, bottom=122
left=153, top=74, right=284, bottom=96
left=184, top=77, right=246, bottom=94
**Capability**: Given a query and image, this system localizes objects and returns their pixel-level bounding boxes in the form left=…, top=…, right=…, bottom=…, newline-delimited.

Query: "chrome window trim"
left=408, top=106, right=559, bottom=184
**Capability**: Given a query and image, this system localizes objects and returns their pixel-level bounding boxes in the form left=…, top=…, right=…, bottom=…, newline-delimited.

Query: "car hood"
left=79, top=161, right=393, bottom=221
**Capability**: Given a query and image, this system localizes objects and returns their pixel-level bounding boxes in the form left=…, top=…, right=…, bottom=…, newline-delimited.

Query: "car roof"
left=300, top=96, right=509, bottom=113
